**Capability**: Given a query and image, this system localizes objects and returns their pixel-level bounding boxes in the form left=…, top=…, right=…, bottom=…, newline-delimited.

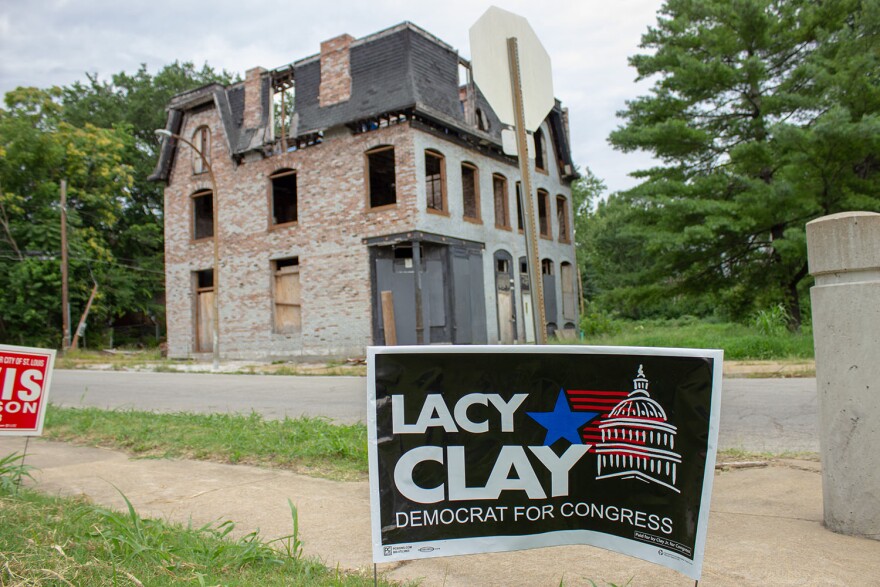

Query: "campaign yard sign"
left=367, top=345, right=723, bottom=580
left=0, top=344, right=56, bottom=436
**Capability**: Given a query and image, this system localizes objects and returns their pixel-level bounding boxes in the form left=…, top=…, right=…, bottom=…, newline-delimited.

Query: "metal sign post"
left=470, top=6, right=556, bottom=344
left=507, top=37, right=547, bottom=344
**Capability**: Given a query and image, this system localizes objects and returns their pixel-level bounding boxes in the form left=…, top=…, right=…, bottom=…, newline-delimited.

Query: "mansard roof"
left=149, top=21, right=576, bottom=183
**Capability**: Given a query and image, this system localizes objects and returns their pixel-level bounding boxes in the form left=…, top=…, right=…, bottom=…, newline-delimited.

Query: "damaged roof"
left=150, top=21, right=576, bottom=183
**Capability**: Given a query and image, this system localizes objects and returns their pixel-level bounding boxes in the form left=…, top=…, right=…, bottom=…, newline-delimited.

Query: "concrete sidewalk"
left=2, top=437, right=878, bottom=586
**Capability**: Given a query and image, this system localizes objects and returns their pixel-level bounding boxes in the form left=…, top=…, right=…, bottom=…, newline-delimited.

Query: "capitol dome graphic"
left=594, top=365, right=682, bottom=493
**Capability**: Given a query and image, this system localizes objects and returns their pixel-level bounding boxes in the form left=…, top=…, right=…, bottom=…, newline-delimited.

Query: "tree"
left=608, top=0, right=880, bottom=328
left=571, top=167, right=605, bottom=299
left=0, top=62, right=237, bottom=347
left=62, top=63, right=237, bottom=327
left=0, top=87, right=133, bottom=345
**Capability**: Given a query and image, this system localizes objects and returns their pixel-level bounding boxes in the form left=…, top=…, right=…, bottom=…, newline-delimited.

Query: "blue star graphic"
left=527, top=389, right=599, bottom=446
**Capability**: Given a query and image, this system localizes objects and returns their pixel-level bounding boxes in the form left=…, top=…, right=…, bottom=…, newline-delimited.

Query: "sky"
left=0, top=0, right=663, bottom=195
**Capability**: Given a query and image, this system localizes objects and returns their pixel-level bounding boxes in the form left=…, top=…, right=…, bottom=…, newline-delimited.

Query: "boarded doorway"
left=194, top=269, right=214, bottom=352
left=519, top=256, right=535, bottom=343
left=369, top=234, right=486, bottom=346
left=542, top=259, right=558, bottom=338
left=273, top=257, right=301, bottom=333
left=561, top=261, right=576, bottom=321
left=495, top=250, right=516, bottom=344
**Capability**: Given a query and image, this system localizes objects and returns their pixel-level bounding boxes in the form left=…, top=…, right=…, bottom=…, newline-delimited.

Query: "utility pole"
left=60, top=179, right=71, bottom=352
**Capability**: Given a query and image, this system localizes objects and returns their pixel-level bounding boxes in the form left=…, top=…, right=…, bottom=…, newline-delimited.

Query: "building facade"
left=151, top=22, right=579, bottom=360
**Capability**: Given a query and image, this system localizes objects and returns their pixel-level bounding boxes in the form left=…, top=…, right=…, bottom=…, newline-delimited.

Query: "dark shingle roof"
left=150, top=21, right=575, bottom=183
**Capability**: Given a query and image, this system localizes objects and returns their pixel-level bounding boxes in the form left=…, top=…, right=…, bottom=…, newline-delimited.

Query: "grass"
left=45, top=407, right=369, bottom=481
left=576, top=318, right=815, bottom=360
left=0, top=485, right=397, bottom=586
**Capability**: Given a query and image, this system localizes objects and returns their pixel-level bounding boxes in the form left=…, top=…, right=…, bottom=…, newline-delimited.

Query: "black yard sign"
left=367, top=346, right=723, bottom=580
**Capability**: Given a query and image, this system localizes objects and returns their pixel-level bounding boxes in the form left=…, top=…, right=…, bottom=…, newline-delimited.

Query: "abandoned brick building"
left=150, top=22, right=579, bottom=359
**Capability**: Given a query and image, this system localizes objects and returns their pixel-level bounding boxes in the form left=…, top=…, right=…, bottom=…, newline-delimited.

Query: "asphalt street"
left=47, top=370, right=819, bottom=453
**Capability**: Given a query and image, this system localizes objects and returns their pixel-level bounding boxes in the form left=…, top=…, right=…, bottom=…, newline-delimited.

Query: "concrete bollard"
left=806, top=211, right=880, bottom=540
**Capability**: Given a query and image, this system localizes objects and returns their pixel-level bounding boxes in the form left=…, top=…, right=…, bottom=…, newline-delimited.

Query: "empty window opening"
left=542, top=258, right=555, bottom=275
left=462, top=163, right=479, bottom=221
left=192, top=190, right=214, bottom=240
left=497, top=258, right=509, bottom=273
left=556, top=195, right=570, bottom=243
left=476, top=108, right=490, bottom=132
left=493, top=174, right=510, bottom=229
left=272, top=80, right=295, bottom=150
left=425, top=150, right=446, bottom=213
left=192, top=126, right=211, bottom=174
left=367, top=147, right=396, bottom=208
left=393, top=246, right=414, bottom=259
left=273, top=257, right=301, bottom=333
left=196, top=269, right=214, bottom=289
left=271, top=169, right=297, bottom=225
left=516, top=182, right=524, bottom=231
left=538, top=189, right=551, bottom=238
left=534, top=129, right=546, bottom=172
left=458, top=62, right=470, bottom=87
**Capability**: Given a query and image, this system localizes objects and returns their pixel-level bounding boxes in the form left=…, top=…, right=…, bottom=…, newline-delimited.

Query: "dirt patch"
left=723, top=360, right=815, bottom=378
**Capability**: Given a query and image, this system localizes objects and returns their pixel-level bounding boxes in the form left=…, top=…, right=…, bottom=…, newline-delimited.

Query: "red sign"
left=0, top=345, right=56, bottom=435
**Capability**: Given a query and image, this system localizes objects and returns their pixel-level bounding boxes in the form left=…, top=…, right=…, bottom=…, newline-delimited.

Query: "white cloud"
left=0, top=0, right=664, bottom=193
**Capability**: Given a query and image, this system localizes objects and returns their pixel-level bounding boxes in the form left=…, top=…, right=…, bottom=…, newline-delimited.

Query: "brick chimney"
left=319, top=34, right=354, bottom=107
left=243, top=66, right=267, bottom=129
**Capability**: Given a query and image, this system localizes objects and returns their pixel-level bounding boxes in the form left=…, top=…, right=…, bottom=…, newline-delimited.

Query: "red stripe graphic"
left=566, top=389, right=630, bottom=451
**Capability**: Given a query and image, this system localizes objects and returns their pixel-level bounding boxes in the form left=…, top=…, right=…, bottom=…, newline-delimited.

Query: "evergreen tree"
left=607, top=0, right=880, bottom=328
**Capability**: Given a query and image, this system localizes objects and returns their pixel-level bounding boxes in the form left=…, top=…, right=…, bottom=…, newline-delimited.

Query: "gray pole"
left=807, top=211, right=880, bottom=539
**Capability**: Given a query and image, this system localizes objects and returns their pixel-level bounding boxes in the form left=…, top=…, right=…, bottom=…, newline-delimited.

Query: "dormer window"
left=534, top=128, right=546, bottom=173
left=192, top=126, right=210, bottom=175
left=476, top=108, right=490, bottom=132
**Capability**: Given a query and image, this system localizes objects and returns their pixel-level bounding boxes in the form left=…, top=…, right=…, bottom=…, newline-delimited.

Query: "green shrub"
left=580, top=305, right=619, bottom=337
left=752, top=304, right=791, bottom=336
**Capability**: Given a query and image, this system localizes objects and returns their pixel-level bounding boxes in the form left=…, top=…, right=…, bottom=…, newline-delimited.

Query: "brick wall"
left=411, top=123, right=578, bottom=343
left=164, top=104, right=418, bottom=360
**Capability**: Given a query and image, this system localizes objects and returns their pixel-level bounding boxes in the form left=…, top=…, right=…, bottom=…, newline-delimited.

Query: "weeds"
left=0, top=452, right=33, bottom=493
left=752, top=304, right=791, bottom=336
left=0, top=484, right=392, bottom=586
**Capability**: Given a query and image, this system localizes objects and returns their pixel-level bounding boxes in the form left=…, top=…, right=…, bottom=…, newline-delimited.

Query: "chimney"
left=319, top=34, right=354, bottom=107
left=243, top=66, right=267, bottom=129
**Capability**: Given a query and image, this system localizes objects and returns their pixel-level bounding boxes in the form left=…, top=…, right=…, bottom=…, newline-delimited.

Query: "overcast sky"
left=0, top=0, right=663, bottom=194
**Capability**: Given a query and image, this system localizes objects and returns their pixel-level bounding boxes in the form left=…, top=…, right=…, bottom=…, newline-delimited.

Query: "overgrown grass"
left=45, top=407, right=369, bottom=481
left=0, top=486, right=396, bottom=586
left=575, top=317, right=814, bottom=360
